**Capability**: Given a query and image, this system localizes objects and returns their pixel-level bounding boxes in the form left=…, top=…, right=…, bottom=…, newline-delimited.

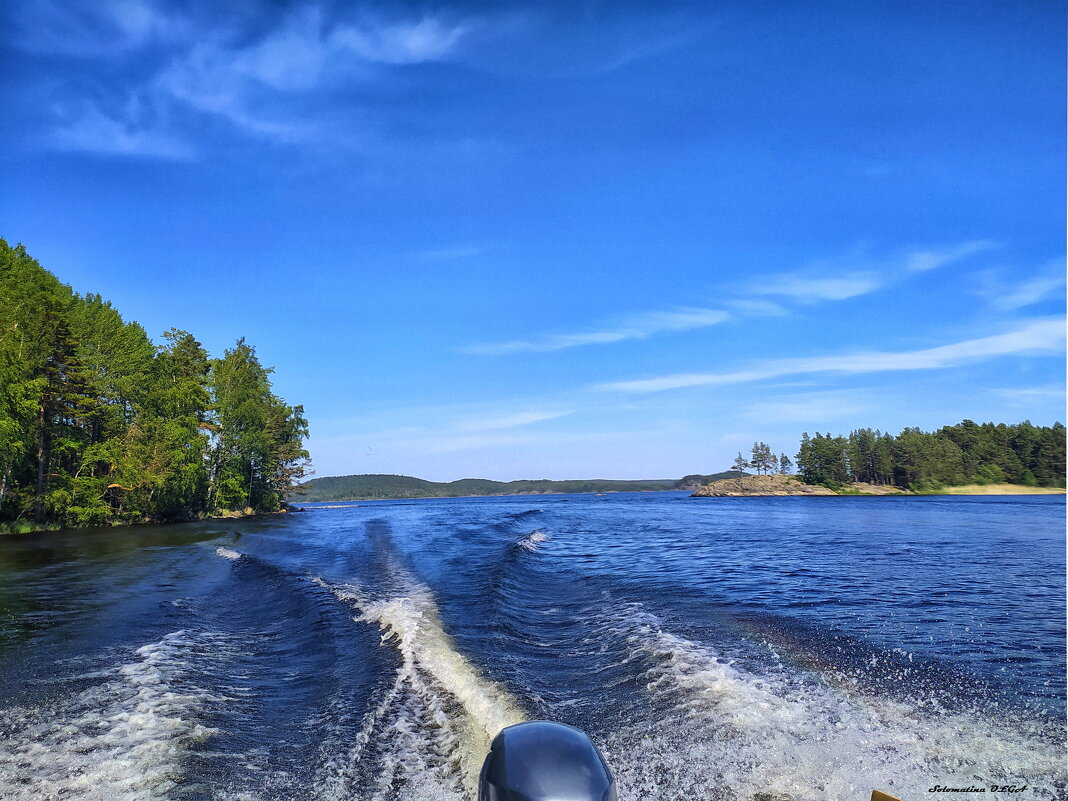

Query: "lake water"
left=0, top=493, right=1064, bottom=801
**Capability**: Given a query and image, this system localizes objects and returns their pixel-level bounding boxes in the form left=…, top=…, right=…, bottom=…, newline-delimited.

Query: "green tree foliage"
left=750, top=442, right=776, bottom=474
left=796, top=432, right=850, bottom=487
left=731, top=452, right=750, bottom=472
left=795, top=421, right=1065, bottom=490
left=207, top=339, right=310, bottom=514
left=298, top=474, right=706, bottom=502
left=109, top=330, right=213, bottom=521
left=65, top=293, right=157, bottom=525
left=0, top=240, right=310, bottom=529
left=0, top=242, right=83, bottom=522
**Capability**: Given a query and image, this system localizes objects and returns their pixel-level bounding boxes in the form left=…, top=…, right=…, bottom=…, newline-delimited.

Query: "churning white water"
left=0, top=630, right=227, bottom=801
left=601, top=609, right=1064, bottom=801
left=1, top=495, right=1063, bottom=801
left=312, top=566, right=526, bottom=800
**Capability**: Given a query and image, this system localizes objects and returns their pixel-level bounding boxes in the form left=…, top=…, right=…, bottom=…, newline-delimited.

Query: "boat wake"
left=515, top=530, right=548, bottom=553
left=597, top=608, right=1066, bottom=801
left=5, top=516, right=1059, bottom=801
left=311, top=563, right=526, bottom=800
left=0, top=630, right=229, bottom=801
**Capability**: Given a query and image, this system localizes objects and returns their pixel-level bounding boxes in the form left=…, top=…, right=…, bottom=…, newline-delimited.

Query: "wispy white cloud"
left=990, top=271, right=1065, bottom=311
left=12, top=0, right=189, bottom=56
left=906, top=240, right=996, bottom=272
left=991, top=385, right=1066, bottom=405
left=156, top=15, right=322, bottom=142
left=333, top=17, right=471, bottom=64
left=750, top=273, right=881, bottom=303
left=156, top=9, right=471, bottom=142
left=627, top=307, right=731, bottom=331
left=463, top=306, right=730, bottom=354
left=596, top=27, right=705, bottom=74
left=38, top=4, right=474, bottom=155
left=747, top=241, right=997, bottom=304
left=453, top=410, right=572, bottom=431
left=593, top=369, right=765, bottom=394
left=51, top=100, right=194, bottom=159
left=464, top=240, right=1005, bottom=356
left=594, top=317, right=1065, bottom=394
left=725, top=298, right=788, bottom=316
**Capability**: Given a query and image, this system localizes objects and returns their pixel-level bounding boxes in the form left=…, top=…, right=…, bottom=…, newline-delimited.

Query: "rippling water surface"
left=0, top=493, right=1064, bottom=800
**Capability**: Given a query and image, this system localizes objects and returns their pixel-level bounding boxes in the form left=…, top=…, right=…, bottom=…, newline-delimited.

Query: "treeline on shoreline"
left=297, top=471, right=745, bottom=502
left=0, top=241, right=310, bottom=532
left=794, top=420, right=1066, bottom=491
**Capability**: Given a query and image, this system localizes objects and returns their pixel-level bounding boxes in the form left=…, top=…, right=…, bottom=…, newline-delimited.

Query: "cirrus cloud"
left=593, top=317, right=1065, bottom=394
left=462, top=306, right=730, bottom=354
left=36, top=3, right=476, bottom=155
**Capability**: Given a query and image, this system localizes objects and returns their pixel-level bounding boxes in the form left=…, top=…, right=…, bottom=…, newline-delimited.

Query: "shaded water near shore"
left=0, top=493, right=1064, bottom=800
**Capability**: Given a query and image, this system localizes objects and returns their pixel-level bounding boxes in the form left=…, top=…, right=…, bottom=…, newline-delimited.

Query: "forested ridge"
left=0, top=240, right=310, bottom=532
left=297, top=471, right=744, bottom=501
left=794, top=421, right=1066, bottom=491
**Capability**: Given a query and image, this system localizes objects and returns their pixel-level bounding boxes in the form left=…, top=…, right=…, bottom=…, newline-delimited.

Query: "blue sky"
left=1, top=0, right=1064, bottom=481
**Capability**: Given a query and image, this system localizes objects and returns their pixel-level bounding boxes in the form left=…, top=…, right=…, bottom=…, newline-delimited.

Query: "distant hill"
left=293, top=471, right=747, bottom=502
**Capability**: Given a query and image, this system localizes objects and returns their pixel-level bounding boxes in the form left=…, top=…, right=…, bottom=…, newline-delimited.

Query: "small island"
left=692, top=475, right=838, bottom=496
left=693, top=426, right=1066, bottom=497
left=691, top=474, right=1066, bottom=497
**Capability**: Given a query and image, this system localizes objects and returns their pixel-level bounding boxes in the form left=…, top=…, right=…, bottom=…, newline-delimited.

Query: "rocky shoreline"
left=690, top=475, right=1064, bottom=497
left=690, top=475, right=907, bottom=497
left=691, top=475, right=835, bottom=497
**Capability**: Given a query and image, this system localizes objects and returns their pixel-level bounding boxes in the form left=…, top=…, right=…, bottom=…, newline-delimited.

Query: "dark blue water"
left=0, top=493, right=1064, bottom=800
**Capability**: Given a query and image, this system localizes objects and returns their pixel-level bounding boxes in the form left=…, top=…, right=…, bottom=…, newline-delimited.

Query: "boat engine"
left=478, top=721, right=617, bottom=801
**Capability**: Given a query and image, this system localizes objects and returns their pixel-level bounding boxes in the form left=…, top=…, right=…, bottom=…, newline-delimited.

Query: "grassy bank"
left=935, top=483, right=1065, bottom=495
left=0, top=520, right=62, bottom=535
left=1, top=505, right=302, bottom=536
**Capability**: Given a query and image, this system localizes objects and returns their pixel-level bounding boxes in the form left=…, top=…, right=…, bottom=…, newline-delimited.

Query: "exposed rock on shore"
left=691, top=474, right=837, bottom=497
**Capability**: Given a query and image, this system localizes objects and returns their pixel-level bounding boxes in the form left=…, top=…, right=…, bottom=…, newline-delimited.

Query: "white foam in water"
left=0, top=630, right=224, bottom=801
left=216, top=547, right=242, bottom=560
left=516, top=530, right=548, bottom=552
left=602, top=612, right=1066, bottom=801
left=314, top=570, right=526, bottom=800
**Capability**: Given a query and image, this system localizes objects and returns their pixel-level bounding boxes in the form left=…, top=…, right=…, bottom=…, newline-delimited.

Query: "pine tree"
left=208, top=339, right=309, bottom=513
left=0, top=241, right=311, bottom=528
left=750, top=441, right=775, bottom=475
left=109, top=330, right=212, bottom=521
left=796, top=421, right=1064, bottom=490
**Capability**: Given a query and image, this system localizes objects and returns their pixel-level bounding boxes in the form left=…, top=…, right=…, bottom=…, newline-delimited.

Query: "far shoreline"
left=4, top=485, right=1063, bottom=533
left=690, top=475, right=1065, bottom=499
left=299, top=482, right=1065, bottom=504
left=299, top=488, right=680, bottom=503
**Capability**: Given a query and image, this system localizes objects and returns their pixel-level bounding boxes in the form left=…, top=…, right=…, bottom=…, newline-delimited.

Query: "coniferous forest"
left=795, top=421, right=1066, bottom=491
left=0, top=240, right=310, bottom=531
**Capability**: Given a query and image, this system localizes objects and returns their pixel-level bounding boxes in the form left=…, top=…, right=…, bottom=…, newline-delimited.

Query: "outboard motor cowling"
left=478, top=721, right=617, bottom=801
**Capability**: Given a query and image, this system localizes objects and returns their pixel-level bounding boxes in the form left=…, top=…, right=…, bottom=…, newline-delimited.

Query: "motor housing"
left=478, top=721, right=617, bottom=801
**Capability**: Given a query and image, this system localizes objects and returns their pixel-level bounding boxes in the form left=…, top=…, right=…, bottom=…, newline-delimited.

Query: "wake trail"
left=515, top=530, right=549, bottom=553
left=0, top=630, right=231, bottom=801
left=598, top=607, right=1066, bottom=801
left=311, top=561, right=525, bottom=800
